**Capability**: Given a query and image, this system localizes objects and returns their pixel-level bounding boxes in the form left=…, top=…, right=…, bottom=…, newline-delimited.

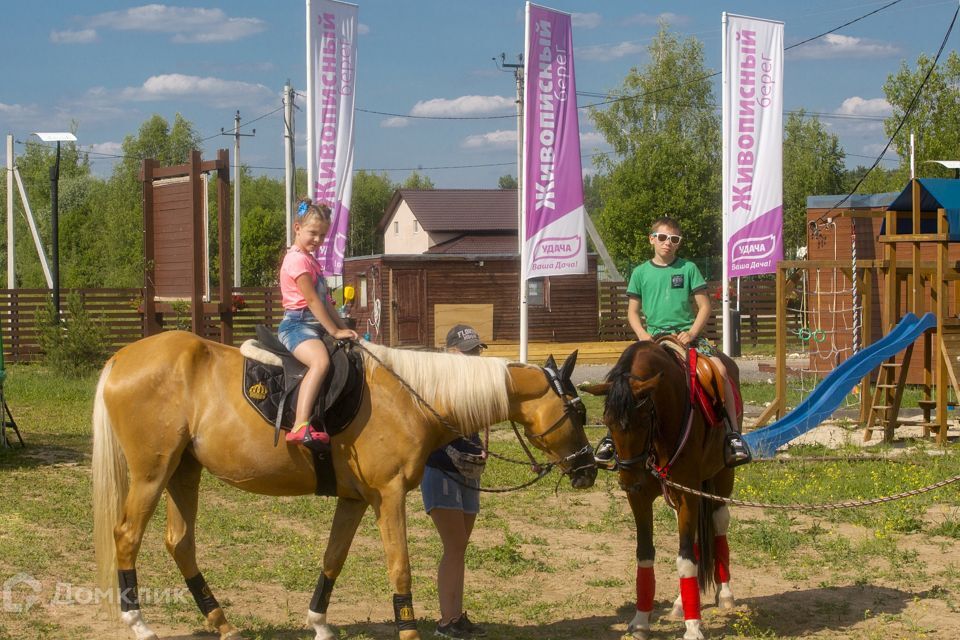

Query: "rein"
left=355, top=342, right=588, bottom=491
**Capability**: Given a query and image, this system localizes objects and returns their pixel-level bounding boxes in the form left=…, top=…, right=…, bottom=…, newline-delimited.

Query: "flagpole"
left=519, top=2, right=530, bottom=363
left=721, top=11, right=732, bottom=355
left=305, top=0, right=315, bottom=202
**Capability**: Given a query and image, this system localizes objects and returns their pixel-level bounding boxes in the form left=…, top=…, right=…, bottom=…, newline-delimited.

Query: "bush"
left=36, top=293, right=110, bottom=376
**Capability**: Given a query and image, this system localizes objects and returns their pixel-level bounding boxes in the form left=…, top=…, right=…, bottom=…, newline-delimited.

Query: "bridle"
left=509, top=364, right=592, bottom=478
left=609, top=360, right=696, bottom=505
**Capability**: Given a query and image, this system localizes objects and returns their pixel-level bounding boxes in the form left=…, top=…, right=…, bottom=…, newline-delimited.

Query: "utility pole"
left=283, top=81, right=297, bottom=246
left=6, top=135, right=13, bottom=289
left=222, top=111, right=255, bottom=287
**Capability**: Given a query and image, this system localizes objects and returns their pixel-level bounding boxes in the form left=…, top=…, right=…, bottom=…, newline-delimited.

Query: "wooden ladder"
left=863, top=344, right=914, bottom=442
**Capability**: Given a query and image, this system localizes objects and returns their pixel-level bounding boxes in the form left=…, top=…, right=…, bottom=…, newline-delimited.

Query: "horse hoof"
left=718, top=594, right=735, bottom=610
left=626, top=628, right=650, bottom=640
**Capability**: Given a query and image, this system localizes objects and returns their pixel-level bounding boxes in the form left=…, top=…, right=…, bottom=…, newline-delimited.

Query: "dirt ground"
left=23, top=437, right=960, bottom=640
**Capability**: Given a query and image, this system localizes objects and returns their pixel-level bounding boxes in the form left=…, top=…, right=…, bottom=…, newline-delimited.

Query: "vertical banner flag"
left=522, top=3, right=586, bottom=280
left=722, top=14, right=783, bottom=277
left=306, top=0, right=357, bottom=276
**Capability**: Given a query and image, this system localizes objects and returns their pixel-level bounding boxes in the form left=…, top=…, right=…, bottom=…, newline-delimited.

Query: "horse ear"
left=579, top=381, right=610, bottom=396
left=559, top=350, right=578, bottom=382
left=544, top=354, right=558, bottom=371
left=629, top=371, right=663, bottom=395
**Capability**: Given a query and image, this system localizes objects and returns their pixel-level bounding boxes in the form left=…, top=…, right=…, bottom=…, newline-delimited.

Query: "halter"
left=610, top=358, right=696, bottom=508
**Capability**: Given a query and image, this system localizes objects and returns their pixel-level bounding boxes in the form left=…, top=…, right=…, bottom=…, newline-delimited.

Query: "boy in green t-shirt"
left=594, top=216, right=750, bottom=467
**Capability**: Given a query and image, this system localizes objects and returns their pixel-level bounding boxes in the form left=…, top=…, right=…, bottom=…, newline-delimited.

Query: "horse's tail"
left=92, top=359, right=127, bottom=615
left=697, top=480, right=717, bottom=595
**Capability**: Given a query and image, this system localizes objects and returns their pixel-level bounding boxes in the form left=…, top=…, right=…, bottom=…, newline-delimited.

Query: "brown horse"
left=92, top=331, right=596, bottom=640
left=584, top=340, right=739, bottom=640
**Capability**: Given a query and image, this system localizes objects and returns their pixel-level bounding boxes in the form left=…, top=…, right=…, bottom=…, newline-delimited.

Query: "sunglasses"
left=650, top=233, right=682, bottom=244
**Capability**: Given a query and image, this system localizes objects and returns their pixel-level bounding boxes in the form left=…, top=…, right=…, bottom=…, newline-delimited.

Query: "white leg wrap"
left=683, top=618, right=705, bottom=640
left=307, top=611, right=336, bottom=640
left=120, top=610, right=159, bottom=640
left=712, top=505, right=730, bottom=535
left=676, top=556, right=697, bottom=578
left=627, top=609, right=651, bottom=633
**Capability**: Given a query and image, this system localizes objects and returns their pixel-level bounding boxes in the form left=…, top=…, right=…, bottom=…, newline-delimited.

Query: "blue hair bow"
left=297, top=201, right=309, bottom=217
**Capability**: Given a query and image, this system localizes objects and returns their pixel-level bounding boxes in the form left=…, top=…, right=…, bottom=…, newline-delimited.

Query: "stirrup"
left=723, top=431, right=752, bottom=468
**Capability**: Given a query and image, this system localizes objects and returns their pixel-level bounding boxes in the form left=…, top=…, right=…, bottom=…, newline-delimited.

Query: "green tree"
left=883, top=51, right=960, bottom=178
left=349, top=171, right=396, bottom=257
left=589, top=26, right=721, bottom=272
left=498, top=174, right=518, bottom=189
left=782, top=111, right=845, bottom=256
left=238, top=171, right=286, bottom=286
left=401, top=171, right=434, bottom=190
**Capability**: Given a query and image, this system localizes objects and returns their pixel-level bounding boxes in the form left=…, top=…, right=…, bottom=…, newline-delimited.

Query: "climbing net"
left=787, top=221, right=862, bottom=409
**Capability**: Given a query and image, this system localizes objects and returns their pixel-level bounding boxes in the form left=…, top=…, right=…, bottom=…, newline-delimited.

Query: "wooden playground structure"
left=756, top=178, right=960, bottom=445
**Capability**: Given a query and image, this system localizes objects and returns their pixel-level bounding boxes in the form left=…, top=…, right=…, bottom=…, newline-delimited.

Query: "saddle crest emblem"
left=248, top=382, right=268, bottom=401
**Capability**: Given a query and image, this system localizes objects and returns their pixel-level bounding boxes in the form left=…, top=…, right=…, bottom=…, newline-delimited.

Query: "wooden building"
left=342, top=189, right=599, bottom=347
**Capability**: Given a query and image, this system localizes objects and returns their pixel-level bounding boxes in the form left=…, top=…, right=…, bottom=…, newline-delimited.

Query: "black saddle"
left=242, top=325, right=365, bottom=446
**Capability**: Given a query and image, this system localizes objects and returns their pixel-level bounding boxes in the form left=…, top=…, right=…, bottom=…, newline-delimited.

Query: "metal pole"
left=516, top=62, right=526, bottom=363
left=233, top=111, right=241, bottom=287
left=6, top=135, right=14, bottom=289
left=306, top=0, right=316, bottom=201
left=283, top=81, right=295, bottom=246
left=721, top=11, right=732, bottom=354
left=50, top=141, right=60, bottom=323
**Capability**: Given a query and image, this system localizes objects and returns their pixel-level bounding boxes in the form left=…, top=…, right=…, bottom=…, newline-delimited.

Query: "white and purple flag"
left=306, top=0, right=358, bottom=276
left=522, top=3, right=586, bottom=280
left=722, top=13, right=783, bottom=277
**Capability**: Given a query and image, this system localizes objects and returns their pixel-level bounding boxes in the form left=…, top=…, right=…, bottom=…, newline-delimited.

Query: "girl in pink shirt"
left=277, top=198, right=358, bottom=448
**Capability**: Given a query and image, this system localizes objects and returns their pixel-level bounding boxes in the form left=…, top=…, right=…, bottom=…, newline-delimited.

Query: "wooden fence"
left=598, top=278, right=778, bottom=345
left=2, top=282, right=780, bottom=363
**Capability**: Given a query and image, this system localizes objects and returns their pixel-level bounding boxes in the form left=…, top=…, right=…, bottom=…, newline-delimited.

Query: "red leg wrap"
left=636, top=566, right=655, bottom=612
left=679, top=576, right=700, bottom=620
left=714, top=535, right=731, bottom=583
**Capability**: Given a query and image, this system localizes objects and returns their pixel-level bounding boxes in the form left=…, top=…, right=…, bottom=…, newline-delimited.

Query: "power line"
left=810, top=0, right=959, bottom=227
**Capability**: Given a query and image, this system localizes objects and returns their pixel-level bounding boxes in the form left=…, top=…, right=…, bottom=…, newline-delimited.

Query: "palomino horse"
left=583, top=340, right=739, bottom=640
left=93, top=331, right=596, bottom=640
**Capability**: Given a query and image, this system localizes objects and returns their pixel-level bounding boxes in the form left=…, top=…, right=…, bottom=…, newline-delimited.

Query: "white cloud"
left=579, top=132, right=606, bottom=148
left=116, top=74, right=272, bottom=107
left=836, top=96, right=892, bottom=117
left=380, top=117, right=409, bottom=128
left=624, top=13, right=689, bottom=27
left=578, top=41, right=646, bottom=62
left=86, top=141, right=123, bottom=156
left=462, top=130, right=517, bottom=150
left=0, top=102, right=34, bottom=121
left=84, top=5, right=264, bottom=43
left=50, top=29, right=98, bottom=44
left=571, top=12, right=602, bottom=29
left=410, top=95, right=514, bottom=117
left=358, top=23, right=370, bottom=35
left=789, top=34, right=899, bottom=59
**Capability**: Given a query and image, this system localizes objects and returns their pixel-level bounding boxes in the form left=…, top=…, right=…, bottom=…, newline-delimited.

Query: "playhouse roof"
left=887, top=178, right=960, bottom=212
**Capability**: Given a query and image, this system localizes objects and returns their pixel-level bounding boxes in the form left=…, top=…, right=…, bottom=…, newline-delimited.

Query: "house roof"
left=887, top=178, right=960, bottom=212
left=378, top=189, right=518, bottom=233
left=425, top=233, right=518, bottom=255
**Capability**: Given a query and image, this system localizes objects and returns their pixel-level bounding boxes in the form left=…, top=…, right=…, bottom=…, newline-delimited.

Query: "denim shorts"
left=278, top=309, right=327, bottom=353
left=421, top=466, right=480, bottom=514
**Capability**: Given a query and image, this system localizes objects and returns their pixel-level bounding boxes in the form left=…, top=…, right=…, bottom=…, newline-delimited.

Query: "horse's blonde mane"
left=360, top=341, right=510, bottom=433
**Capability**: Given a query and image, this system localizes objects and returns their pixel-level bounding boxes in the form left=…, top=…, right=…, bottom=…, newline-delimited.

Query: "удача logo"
left=533, top=235, right=581, bottom=262
left=731, top=234, right=776, bottom=262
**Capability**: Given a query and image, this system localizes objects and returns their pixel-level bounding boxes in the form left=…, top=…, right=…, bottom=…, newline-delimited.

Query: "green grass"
left=1, top=363, right=959, bottom=639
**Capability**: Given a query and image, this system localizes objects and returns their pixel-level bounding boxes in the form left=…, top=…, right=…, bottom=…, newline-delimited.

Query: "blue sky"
left=2, top=0, right=956, bottom=189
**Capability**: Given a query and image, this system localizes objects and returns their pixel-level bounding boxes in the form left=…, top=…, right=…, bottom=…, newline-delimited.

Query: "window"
left=413, top=220, right=419, bottom=233
left=393, top=221, right=399, bottom=234
left=527, top=278, right=546, bottom=307
left=359, top=275, right=368, bottom=307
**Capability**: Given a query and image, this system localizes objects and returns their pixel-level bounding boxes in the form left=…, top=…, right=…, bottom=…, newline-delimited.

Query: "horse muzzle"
left=567, top=448, right=598, bottom=488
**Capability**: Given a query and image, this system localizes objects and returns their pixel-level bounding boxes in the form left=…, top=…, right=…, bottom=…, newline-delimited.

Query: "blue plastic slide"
left=743, top=312, right=937, bottom=458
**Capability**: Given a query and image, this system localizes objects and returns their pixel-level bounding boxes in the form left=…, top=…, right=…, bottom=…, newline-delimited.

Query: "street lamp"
left=31, top=132, right=76, bottom=323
